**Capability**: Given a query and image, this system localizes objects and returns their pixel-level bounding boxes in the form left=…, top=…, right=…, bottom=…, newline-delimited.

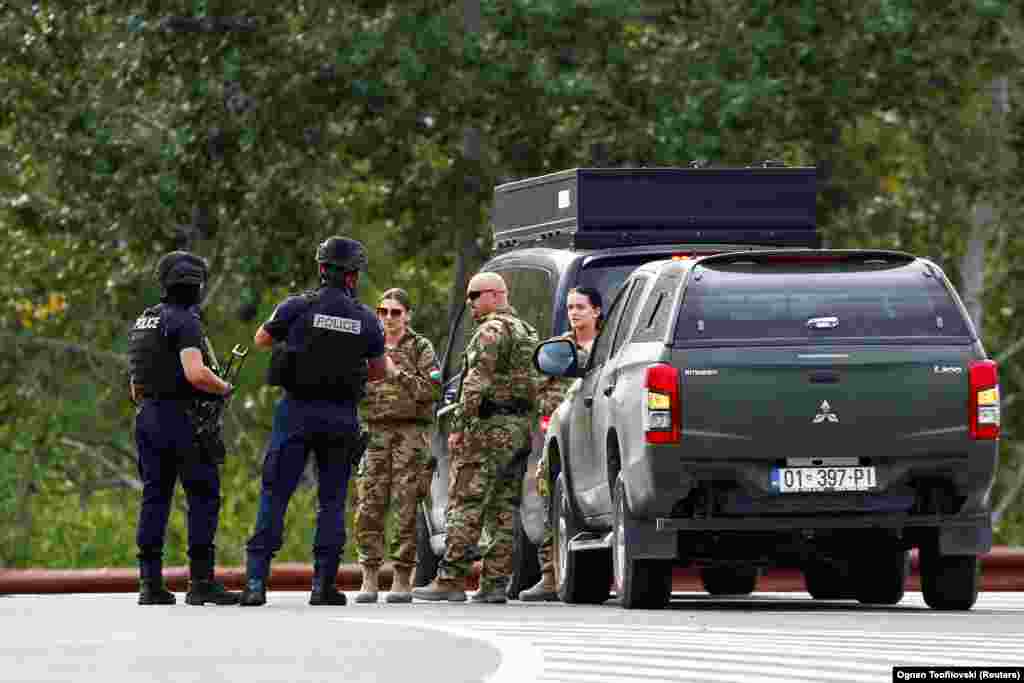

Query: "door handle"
left=602, top=384, right=615, bottom=397
left=583, top=396, right=594, bottom=408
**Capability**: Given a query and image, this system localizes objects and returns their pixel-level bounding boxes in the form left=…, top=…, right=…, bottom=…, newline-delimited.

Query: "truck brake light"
left=539, top=415, right=551, bottom=434
left=645, top=363, right=680, bottom=444
left=968, top=360, right=1000, bottom=440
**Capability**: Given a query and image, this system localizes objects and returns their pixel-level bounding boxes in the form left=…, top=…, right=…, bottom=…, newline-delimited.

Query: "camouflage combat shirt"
left=363, top=328, right=440, bottom=423
left=451, top=303, right=539, bottom=433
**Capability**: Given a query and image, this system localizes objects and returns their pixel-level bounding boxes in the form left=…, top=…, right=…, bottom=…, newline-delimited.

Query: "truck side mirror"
left=534, top=339, right=581, bottom=377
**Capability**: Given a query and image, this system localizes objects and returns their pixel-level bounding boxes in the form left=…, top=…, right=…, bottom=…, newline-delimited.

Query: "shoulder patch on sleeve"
left=478, top=320, right=505, bottom=347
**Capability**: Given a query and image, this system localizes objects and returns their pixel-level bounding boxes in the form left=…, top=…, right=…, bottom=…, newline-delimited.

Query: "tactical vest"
left=127, top=304, right=194, bottom=399
left=275, top=290, right=370, bottom=402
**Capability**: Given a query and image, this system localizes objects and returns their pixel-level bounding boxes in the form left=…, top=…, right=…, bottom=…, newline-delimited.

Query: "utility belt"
left=366, top=417, right=433, bottom=427
left=284, top=389, right=355, bottom=405
left=479, top=397, right=532, bottom=420
left=133, top=384, right=193, bottom=402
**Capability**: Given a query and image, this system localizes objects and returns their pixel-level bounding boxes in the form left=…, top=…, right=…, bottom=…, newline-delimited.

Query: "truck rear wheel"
left=554, top=474, right=612, bottom=604
left=921, top=549, right=979, bottom=611
left=613, top=476, right=672, bottom=610
left=855, top=548, right=909, bottom=605
left=701, top=567, right=758, bottom=596
left=803, top=561, right=854, bottom=600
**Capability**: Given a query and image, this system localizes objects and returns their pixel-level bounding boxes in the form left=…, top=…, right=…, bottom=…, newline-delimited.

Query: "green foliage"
left=2, top=1, right=1023, bottom=567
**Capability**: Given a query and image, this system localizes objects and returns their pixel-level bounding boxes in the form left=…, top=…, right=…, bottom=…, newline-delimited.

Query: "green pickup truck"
left=536, top=249, right=1000, bottom=611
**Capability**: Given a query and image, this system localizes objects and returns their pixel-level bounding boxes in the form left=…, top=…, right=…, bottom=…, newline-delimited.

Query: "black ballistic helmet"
left=316, top=236, right=368, bottom=273
left=156, top=250, right=209, bottom=290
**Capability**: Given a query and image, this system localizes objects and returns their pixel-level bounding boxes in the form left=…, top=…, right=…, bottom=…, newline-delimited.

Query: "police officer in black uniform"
left=128, top=251, right=241, bottom=606
left=240, top=236, right=391, bottom=607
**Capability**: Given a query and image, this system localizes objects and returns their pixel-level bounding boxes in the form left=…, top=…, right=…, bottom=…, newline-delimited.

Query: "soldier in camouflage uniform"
left=354, top=288, right=440, bottom=604
left=412, top=272, right=538, bottom=603
left=521, top=287, right=603, bottom=602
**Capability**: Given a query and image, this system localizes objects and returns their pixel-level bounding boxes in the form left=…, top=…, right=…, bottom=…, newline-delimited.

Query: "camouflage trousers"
left=539, top=490, right=554, bottom=574
left=439, top=416, right=530, bottom=583
left=535, top=448, right=554, bottom=573
left=354, top=421, right=433, bottom=570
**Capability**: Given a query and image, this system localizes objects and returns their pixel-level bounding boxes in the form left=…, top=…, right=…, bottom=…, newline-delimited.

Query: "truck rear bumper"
left=655, top=511, right=988, bottom=532
left=655, top=511, right=992, bottom=555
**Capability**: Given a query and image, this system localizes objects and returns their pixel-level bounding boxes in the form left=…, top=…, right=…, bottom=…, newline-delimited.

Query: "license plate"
left=771, top=466, right=877, bottom=493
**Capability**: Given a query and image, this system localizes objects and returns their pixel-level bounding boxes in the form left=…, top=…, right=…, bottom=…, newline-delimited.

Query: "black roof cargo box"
left=492, top=166, right=819, bottom=253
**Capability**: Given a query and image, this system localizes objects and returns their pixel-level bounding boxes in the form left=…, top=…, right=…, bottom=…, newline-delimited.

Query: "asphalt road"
left=3, top=591, right=1024, bottom=683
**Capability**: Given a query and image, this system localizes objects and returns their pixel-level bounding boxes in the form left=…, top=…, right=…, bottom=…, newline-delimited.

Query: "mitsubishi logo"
left=813, top=400, right=839, bottom=423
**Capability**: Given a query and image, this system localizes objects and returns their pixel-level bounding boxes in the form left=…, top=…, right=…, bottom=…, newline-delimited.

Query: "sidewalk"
left=2, top=547, right=1023, bottom=594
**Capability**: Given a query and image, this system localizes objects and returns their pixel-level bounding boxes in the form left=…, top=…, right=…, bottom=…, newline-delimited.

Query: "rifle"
left=190, top=344, right=250, bottom=465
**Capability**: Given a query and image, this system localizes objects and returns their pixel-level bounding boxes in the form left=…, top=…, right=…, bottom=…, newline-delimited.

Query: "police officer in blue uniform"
left=240, top=236, right=391, bottom=607
left=128, top=251, right=241, bottom=606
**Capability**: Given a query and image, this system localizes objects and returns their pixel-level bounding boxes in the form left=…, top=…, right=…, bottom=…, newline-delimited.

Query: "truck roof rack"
left=492, top=166, right=819, bottom=254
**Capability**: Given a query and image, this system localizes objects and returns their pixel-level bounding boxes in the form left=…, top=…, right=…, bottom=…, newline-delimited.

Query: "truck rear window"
left=674, top=262, right=973, bottom=345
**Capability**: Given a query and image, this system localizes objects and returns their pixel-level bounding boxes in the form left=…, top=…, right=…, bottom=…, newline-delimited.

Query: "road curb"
left=2, top=547, right=1022, bottom=594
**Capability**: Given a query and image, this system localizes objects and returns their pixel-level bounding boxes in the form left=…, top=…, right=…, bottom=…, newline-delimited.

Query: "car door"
left=568, top=283, right=632, bottom=520
left=588, top=276, right=650, bottom=516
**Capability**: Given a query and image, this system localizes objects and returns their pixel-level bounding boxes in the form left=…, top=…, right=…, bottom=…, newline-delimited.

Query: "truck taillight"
left=539, top=415, right=551, bottom=434
left=645, top=363, right=680, bottom=444
left=969, top=360, right=1000, bottom=440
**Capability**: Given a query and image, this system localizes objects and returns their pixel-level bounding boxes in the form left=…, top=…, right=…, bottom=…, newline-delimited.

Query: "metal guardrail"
left=2, top=547, right=1023, bottom=594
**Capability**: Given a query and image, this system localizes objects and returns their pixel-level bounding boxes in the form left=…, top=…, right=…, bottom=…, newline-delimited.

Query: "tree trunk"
left=446, top=0, right=485, bottom=339
left=966, top=75, right=1017, bottom=526
left=960, top=203, right=992, bottom=336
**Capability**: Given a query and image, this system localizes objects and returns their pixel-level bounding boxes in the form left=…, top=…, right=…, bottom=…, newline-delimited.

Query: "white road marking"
left=333, top=616, right=545, bottom=683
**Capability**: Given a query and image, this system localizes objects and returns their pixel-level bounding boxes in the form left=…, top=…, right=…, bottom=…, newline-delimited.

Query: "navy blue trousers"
left=245, top=396, right=356, bottom=580
left=134, top=400, right=221, bottom=569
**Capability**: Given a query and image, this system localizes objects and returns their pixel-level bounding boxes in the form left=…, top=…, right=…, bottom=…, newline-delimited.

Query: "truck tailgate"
left=675, top=345, right=974, bottom=460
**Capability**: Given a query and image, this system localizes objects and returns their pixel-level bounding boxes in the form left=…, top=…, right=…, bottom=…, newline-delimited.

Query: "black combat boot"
left=138, top=558, right=175, bottom=606
left=239, top=553, right=269, bottom=607
left=185, top=548, right=241, bottom=606
left=309, top=555, right=347, bottom=606
left=239, top=578, right=267, bottom=607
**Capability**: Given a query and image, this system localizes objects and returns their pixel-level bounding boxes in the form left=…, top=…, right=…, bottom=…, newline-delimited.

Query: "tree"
left=2, top=1, right=1023, bottom=566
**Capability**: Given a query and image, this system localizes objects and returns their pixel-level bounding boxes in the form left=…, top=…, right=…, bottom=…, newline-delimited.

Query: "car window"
left=610, top=276, right=649, bottom=357
left=675, top=262, right=973, bottom=345
left=632, top=265, right=684, bottom=343
left=589, top=281, right=632, bottom=369
left=574, top=256, right=663, bottom=318
left=503, top=267, right=556, bottom=338
left=443, top=266, right=554, bottom=374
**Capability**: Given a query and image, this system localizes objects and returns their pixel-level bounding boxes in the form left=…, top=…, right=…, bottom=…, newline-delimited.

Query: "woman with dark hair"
left=520, top=287, right=603, bottom=602
left=354, top=287, right=441, bottom=603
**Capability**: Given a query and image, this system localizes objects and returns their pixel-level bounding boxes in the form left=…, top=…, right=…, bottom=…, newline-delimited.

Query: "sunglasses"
left=466, top=288, right=498, bottom=302
left=376, top=307, right=405, bottom=318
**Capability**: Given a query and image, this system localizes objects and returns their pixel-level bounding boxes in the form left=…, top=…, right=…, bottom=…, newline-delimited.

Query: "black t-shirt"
left=167, top=305, right=212, bottom=397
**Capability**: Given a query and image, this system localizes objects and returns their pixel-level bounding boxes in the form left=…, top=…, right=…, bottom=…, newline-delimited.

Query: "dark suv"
left=415, top=165, right=821, bottom=596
